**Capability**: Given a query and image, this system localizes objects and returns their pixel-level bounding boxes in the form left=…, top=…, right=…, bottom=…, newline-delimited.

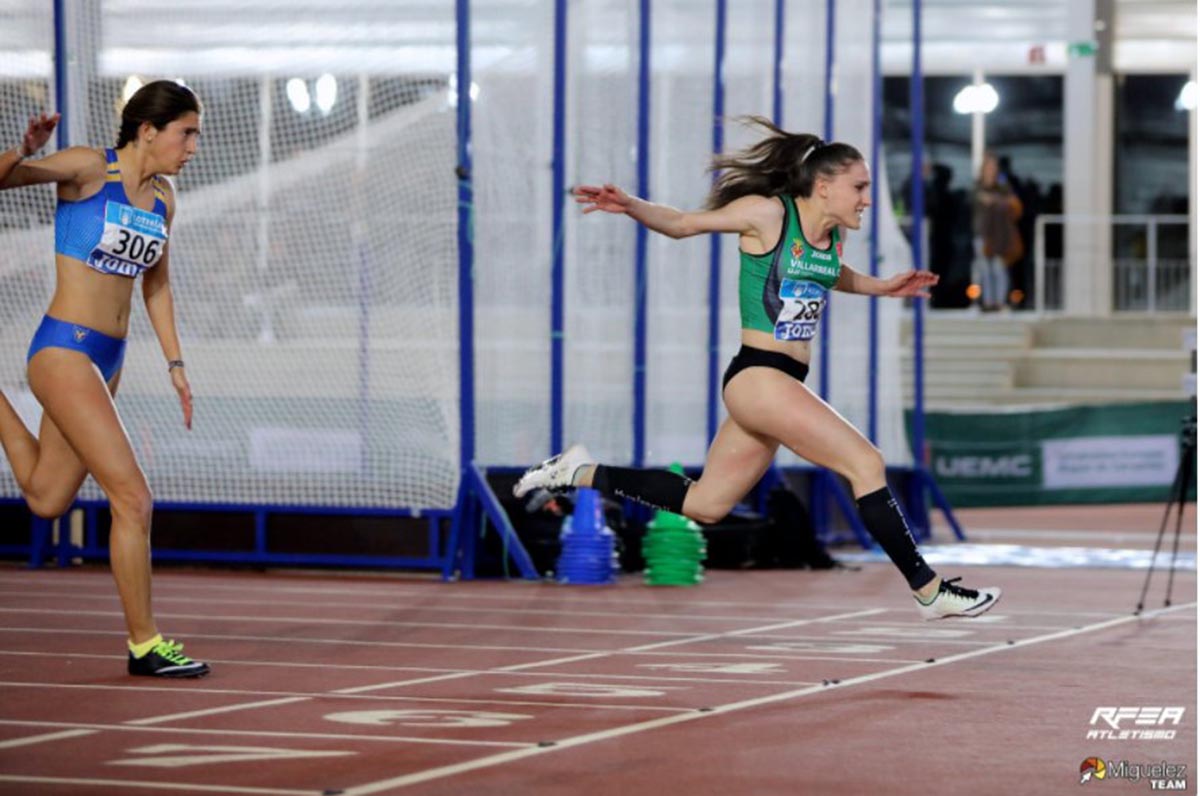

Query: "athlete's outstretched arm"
left=836, top=263, right=938, bottom=298
left=142, top=184, right=192, bottom=430
left=574, top=183, right=777, bottom=241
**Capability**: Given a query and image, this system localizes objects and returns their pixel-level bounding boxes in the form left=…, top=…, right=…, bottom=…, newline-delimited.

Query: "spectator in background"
left=972, top=153, right=1023, bottom=311
left=998, top=155, right=1037, bottom=308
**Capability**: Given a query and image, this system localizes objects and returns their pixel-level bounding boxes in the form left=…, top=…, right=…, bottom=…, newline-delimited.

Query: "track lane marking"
left=334, top=602, right=1197, bottom=794
left=0, top=728, right=97, bottom=749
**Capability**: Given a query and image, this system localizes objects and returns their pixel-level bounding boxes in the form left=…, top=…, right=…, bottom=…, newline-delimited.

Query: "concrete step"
left=1033, top=315, right=1194, bottom=350
left=998, top=386, right=1191, bottom=405
left=900, top=315, right=1034, bottom=348
left=902, top=369, right=1012, bottom=388
left=1015, top=348, right=1190, bottom=390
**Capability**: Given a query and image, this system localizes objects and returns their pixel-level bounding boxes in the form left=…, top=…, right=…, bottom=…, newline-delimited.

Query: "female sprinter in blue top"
left=0, top=80, right=209, bottom=676
left=516, top=117, right=999, bottom=620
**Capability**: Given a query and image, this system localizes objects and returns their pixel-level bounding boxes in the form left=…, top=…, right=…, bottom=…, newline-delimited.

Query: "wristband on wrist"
left=167, top=360, right=185, bottom=371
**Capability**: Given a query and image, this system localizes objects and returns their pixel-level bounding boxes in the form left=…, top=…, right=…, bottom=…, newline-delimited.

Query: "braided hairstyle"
left=705, top=116, right=863, bottom=209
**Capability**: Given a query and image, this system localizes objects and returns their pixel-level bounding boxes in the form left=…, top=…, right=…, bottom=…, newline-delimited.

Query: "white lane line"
left=0, top=589, right=827, bottom=625
left=336, top=602, right=1196, bottom=794
left=0, top=646, right=925, bottom=668
left=0, top=608, right=700, bottom=639
left=0, top=775, right=311, bottom=795
left=0, top=627, right=605, bottom=656
left=328, top=650, right=636, bottom=694
left=623, top=609, right=890, bottom=654
left=0, top=682, right=690, bottom=714
left=0, top=728, right=97, bottom=749
left=745, top=634, right=998, bottom=647
left=126, top=697, right=313, bottom=726
left=331, top=610, right=889, bottom=696
left=0, top=574, right=1189, bottom=619
left=0, top=719, right=533, bottom=749
left=627, top=651, right=927, bottom=663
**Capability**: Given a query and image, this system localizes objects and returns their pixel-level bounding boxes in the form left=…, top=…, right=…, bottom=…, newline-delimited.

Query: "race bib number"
left=774, top=279, right=826, bottom=341
left=87, top=201, right=167, bottom=277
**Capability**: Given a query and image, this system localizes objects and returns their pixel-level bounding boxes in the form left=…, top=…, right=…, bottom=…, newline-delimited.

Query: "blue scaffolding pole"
left=632, top=0, right=652, bottom=468
left=447, top=0, right=539, bottom=579
left=809, top=0, right=872, bottom=549
left=907, top=0, right=965, bottom=541
left=706, top=0, right=727, bottom=445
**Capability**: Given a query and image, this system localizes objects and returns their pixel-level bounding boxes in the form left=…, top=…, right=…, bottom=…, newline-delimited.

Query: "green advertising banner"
left=911, top=401, right=1195, bottom=507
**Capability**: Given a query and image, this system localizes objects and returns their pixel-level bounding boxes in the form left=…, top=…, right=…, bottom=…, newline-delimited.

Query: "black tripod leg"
left=1164, top=442, right=1194, bottom=608
left=1137, top=456, right=1184, bottom=614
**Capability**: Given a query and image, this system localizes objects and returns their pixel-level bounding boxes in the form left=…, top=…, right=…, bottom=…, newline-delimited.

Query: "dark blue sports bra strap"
left=104, top=148, right=118, bottom=165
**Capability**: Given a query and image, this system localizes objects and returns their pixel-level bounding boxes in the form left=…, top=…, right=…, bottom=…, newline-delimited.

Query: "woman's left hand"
left=20, top=112, right=59, bottom=157
left=171, top=366, right=193, bottom=430
left=880, top=269, right=938, bottom=298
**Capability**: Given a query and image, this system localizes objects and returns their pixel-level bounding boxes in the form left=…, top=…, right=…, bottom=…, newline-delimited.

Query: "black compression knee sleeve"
left=856, top=487, right=937, bottom=591
left=591, top=466, right=692, bottom=514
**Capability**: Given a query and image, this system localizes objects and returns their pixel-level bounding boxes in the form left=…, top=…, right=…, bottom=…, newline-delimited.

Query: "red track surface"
left=0, top=505, right=1194, bottom=795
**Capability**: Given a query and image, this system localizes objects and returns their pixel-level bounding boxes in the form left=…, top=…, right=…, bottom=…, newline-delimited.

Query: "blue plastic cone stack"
left=555, top=487, right=620, bottom=585
left=642, top=463, right=706, bottom=586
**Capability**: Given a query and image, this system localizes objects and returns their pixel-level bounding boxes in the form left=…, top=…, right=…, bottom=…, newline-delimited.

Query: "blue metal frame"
left=905, top=0, right=965, bottom=542
left=707, top=0, right=727, bottom=445
left=550, top=0, right=568, bottom=455
left=772, top=0, right=785, bottom=125
left=818, top=0, right=835, bottom=402
left=909, top=0, right=925, bottom=461
left=11, top=499, right=456, bottom=570
left=444, top=0, right=542, bottom=577
left=456, top=0, right=475, bottom=470
left=632, top=0, right=651, bottom=467
left=867, top=0, right=881, bottom=445
left=806, top=0, right=872, bottom=548
left=53, top=0, right=67, bottom=151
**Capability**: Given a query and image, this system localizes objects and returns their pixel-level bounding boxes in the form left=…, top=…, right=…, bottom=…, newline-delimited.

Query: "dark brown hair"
left=705, top=116, right=863, bottom=209
left=116, top=80, right=202, bottom=148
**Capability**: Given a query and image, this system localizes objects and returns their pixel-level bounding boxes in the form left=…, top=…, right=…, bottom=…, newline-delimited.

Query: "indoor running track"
left=0, top=562, right=1193, bottom=795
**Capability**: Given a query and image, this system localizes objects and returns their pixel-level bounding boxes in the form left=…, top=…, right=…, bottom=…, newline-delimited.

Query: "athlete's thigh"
left=723, top=367, right=877, bottom=473
left=27, top=366, right=125, bottom=498
left=27, top=350, right=144, bottom=493
left=685, top=416, right=779, bottom=517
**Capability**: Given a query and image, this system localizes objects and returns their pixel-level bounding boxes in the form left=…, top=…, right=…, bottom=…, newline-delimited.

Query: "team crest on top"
left=790, top=238, right=803, bottom=259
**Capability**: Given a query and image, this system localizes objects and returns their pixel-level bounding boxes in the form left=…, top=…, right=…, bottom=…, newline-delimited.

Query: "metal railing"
left=1033, top=214, right=1193, bottom=315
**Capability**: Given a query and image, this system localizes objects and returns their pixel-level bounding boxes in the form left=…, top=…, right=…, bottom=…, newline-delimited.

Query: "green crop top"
left=738, top=195, right=842, bottom=341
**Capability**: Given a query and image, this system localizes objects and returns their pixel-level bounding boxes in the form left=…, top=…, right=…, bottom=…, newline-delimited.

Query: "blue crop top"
left=54, top=148, right=169, bottom=278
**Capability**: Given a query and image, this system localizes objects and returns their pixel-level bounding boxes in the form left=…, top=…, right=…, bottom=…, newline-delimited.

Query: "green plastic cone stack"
left=641, top=463, right=706, bottom=586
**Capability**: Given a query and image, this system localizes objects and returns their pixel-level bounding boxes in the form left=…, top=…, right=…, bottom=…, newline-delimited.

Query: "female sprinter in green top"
left=516, top=117, right=999, bottom=620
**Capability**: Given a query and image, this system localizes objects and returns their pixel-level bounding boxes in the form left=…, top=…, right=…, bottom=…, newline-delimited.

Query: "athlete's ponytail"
left=705, top=116, right=862, bottom=209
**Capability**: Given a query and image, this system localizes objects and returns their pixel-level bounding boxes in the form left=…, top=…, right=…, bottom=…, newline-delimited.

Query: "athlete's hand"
left=20, top=112, right=59, bottom=157
left=574, top=183, right=633, bottom=215
left=880, top=269, right=938, bottom=298
left=170, top=366, right=193, bottom=430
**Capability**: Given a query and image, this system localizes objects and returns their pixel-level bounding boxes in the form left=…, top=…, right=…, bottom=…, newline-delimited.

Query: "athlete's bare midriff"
left=738, top=328, right=811, bottom=363
left=45, top=254, right=137, bottom=338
